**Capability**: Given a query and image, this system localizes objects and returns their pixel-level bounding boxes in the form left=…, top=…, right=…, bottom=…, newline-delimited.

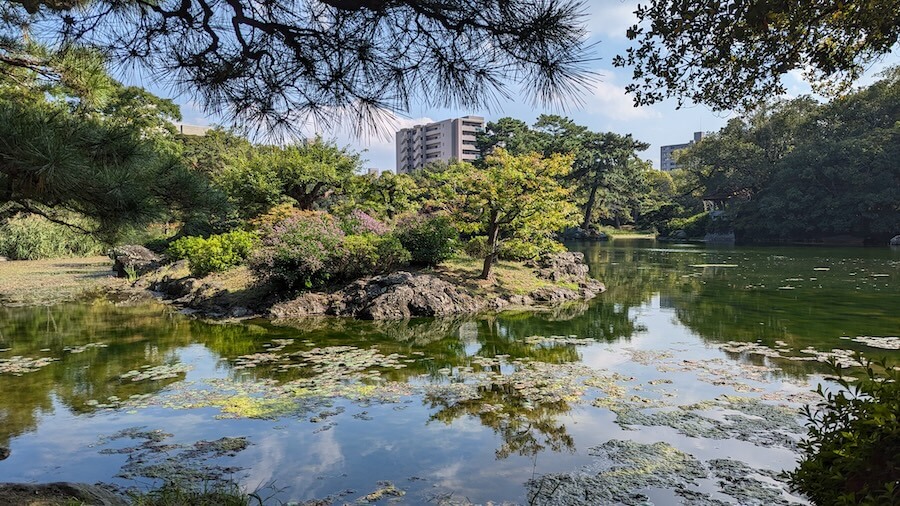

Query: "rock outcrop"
left=891, top=235, right=900, bottom=246
left=0, top=447, right=8, bottom=461
left=273, top=252, right=605, bottom=320
left=109, top=245, right=160, bottom=278
left=272, top=272, right=484, bottom=320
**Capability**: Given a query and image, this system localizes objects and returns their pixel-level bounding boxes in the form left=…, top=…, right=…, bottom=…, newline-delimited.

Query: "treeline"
left=677, top=68, right=900, bottom=244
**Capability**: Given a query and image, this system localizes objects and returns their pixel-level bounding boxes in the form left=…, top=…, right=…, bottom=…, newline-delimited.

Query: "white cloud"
left=584, top=0, right=640, bottom=39
left=586, top=69, right=661, bottom=121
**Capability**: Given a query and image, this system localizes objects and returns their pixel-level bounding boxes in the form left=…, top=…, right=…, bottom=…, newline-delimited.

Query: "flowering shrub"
left=340, top=233, right=411, bottom=278
left=250, top=212, right=345, bottom=289
left=168, top=230, right=259, bottom=277
left=397, top=214, right=458, bottom=266
left=342, top=209, right=390, bottom=235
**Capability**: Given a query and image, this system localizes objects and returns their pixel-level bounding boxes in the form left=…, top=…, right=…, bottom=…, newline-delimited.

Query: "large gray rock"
left=528, top=252, right=590, bottom=282
left=0, top=482, right=127, bottom=505
left=270, top=292, right=331, bottom=317
left=891, top=235, right=900, bottom=246
left=272, top=272, right=484, bottom=320
left=340, top=271, right=484, bottom=320
left=109, top=245, right=160, bottom=278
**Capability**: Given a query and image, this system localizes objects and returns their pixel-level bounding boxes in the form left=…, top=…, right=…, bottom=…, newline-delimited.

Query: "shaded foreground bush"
left=789, top=358, right=900, bottom=505
left=168, top=230, right=259, bottom=277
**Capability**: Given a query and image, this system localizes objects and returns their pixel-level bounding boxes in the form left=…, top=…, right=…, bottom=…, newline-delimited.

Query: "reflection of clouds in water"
left=431, top=460, right=465, bottom=490
left=247, top=428, right=345, bottom=497
left=240, top=432, right=288, bottom=490
left=579, top=348, right=630, bottom=370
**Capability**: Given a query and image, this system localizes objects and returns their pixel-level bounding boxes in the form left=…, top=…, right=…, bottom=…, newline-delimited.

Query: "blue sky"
left=133, top=0, right=900, bottom=171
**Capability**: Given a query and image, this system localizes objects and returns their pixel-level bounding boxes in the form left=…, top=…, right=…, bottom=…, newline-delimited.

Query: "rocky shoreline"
left=116, top=248, right=605, bottom=320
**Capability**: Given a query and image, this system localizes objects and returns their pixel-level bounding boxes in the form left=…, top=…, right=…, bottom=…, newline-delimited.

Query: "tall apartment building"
left=660, top=131, right=704, bottom=171
left=395, top=116, right=485, bottom=173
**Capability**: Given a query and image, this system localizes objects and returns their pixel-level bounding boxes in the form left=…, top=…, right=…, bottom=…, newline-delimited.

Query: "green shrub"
left=789, top=358, right=900, bottom=505
left=397, top=215, right=458, bottom=266
left=663, top=212, right=710, bottom=238
left=464, top=236, right=490, bottom=259
left=249, top=212, right=345, bottom=289
left=168, top=230, right=259, bottom=277
left=0, top=213, right=103, bottom=260
left=341, top=233, right=411, bottom=278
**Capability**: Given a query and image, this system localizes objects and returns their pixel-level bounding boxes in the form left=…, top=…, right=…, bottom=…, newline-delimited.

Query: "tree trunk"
left=582, top=185, right=598, bottom=230
left=480, top=212, right=500, bottom=280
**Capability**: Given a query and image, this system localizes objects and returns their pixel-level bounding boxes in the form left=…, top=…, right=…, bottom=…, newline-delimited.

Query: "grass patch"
left=0, top=256, right=120, bottom=306
left=431, top=258, right=577, bottom=296
left=128, top=481, right=261, bottom=506
left=596, top=226, right=656, bottom=238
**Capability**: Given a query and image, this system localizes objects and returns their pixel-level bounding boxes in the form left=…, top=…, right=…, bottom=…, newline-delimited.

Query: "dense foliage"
left=168, top=231, right=260, bottom=277
left=790, top=359, right=900, bottom=505
left=679, top=69, right=900, bottom=243
left=396, top=215, right=459, bottom=267
left=477, top=115, right=656, bottom=231
left=0, top=45, right=224, bottom=239
left=339, top=234, right=411, bottom=280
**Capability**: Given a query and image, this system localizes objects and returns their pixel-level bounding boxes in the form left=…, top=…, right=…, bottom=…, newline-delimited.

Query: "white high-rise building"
left=395, top=116, right=485, bottom=173
left=660, top=131, right=704, bottom=171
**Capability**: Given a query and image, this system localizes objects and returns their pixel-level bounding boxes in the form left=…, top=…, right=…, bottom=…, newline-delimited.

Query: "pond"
left=1, top=240, right=898, bottom=505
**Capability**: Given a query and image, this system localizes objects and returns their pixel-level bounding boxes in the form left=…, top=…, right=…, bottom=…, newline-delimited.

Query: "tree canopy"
left=616, top=0, right=900, bottom=110
left=5, top=0, right=595, bottom=133
left=0, top=45, right=221, bottom=238
left=679, top=68, right=900, bottom=242
left=433, top=149, right=576, bottom=279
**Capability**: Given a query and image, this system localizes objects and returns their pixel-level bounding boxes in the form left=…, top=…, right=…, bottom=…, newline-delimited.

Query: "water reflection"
left=0, top=240, right=897, bottom=503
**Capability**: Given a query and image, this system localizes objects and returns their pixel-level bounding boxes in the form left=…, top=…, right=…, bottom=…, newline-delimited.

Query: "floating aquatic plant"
left=121, top=363, right=193, bottom=382
left=0, top=355, right=58, bottom=375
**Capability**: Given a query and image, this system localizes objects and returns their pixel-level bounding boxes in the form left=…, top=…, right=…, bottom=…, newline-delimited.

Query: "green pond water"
left=0, top=240, right=898, bottom=505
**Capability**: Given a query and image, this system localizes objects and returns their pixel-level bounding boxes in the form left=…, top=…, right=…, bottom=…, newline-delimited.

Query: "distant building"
left=660, top=131, right=704, bottom=171
left=395, top=116, right=485, bottom=173
left=175, top=124, right=212, bottom=136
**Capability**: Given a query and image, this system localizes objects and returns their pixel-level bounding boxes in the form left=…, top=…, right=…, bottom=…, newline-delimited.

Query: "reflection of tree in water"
left=0, top=302, right=198, bottom=447
left=576, top=240, right=900, bottom=377
left=428, top=387, right=574, bottom=460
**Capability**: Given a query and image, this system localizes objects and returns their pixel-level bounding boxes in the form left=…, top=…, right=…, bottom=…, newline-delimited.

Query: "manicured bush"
left=249, top=212, right=345, bottom=289
left=342, top=209, right=390, bottom=235
left=789, top=358, right=900, bottom=505
left=167, top=230, right=259, bottom=277
left=397, top=214, right=458, bottom=266
left=341, top=233, right=411, bottom=278
left=0, top=213, right=103, bottom=260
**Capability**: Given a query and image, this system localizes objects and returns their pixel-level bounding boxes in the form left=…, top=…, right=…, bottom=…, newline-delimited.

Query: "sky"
left=134, top=0, right=900, bottom=172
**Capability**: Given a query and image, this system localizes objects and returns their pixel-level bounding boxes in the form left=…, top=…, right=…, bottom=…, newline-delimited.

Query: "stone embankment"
left=140, top=251, right=604, bottom=320
left=271, top=252, right=604, bottom=320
